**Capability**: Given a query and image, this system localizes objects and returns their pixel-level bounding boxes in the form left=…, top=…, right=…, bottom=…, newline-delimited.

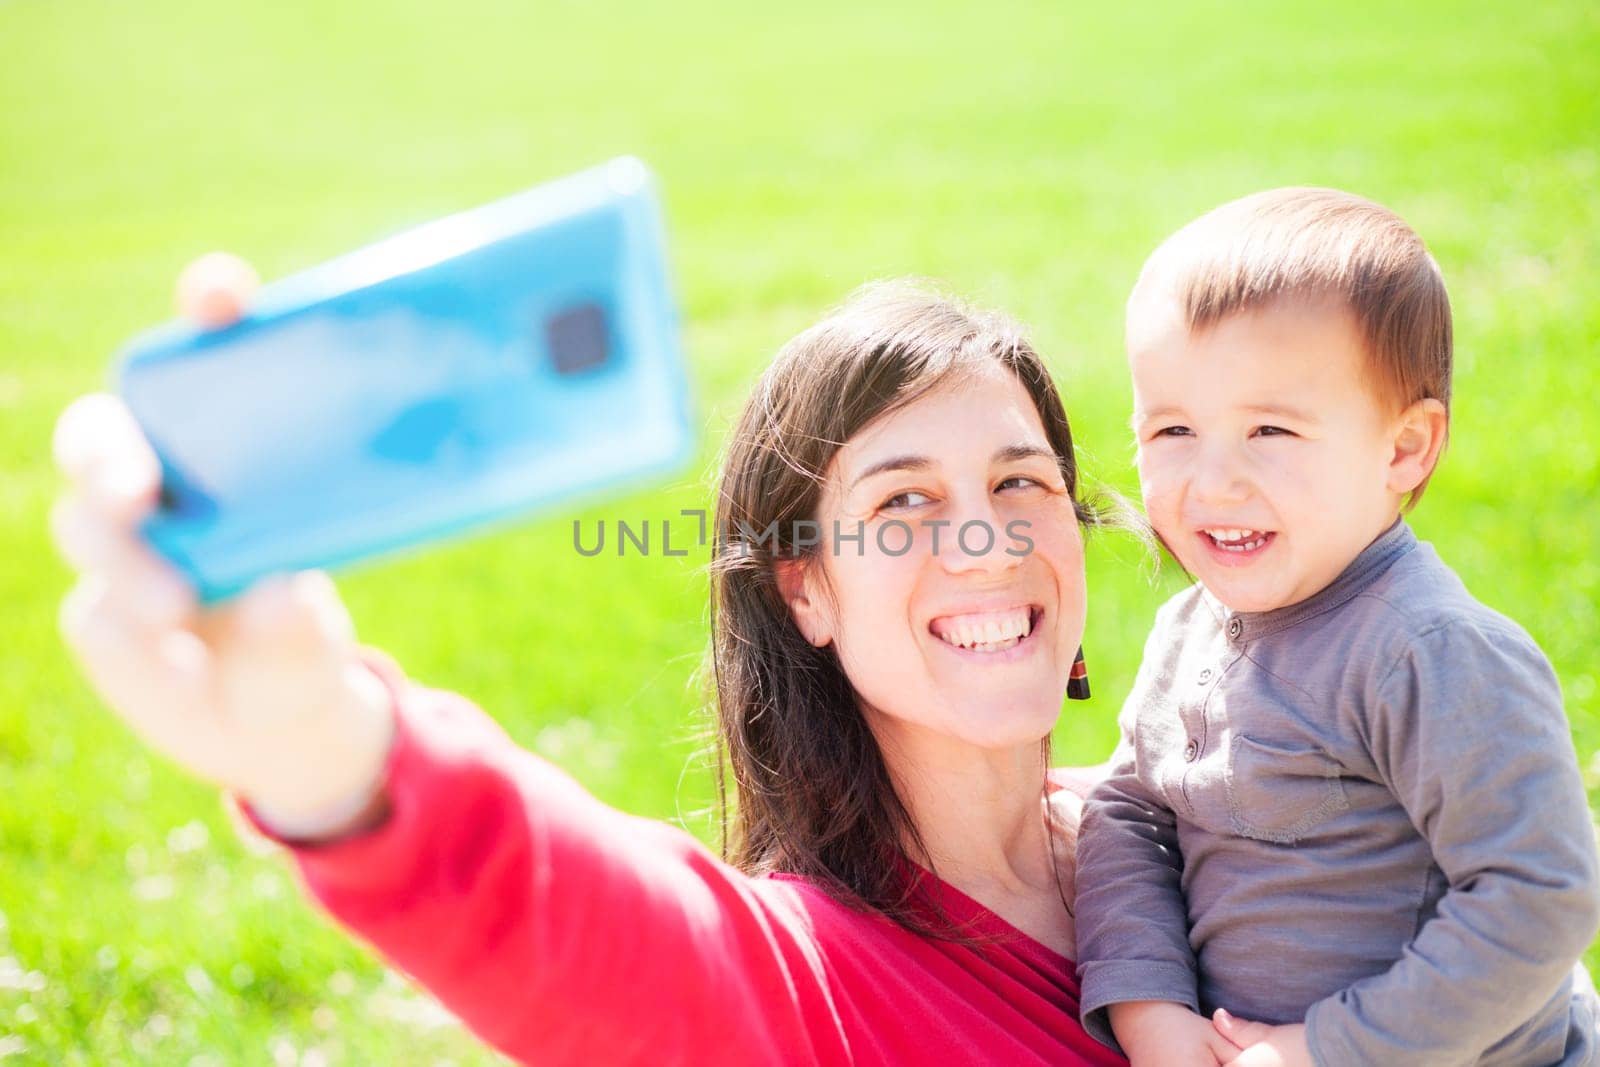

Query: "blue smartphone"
left=116, top=157, right=694, bottom=602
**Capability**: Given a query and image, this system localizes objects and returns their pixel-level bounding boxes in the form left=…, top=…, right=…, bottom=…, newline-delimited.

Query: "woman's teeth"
left=1203, top=528, right=1271, bottom=552
left=930, top=608, right=1034, bottom=652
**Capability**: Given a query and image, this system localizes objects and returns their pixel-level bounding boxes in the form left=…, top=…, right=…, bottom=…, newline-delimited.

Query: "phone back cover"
left=117, top=158, right=693, bottom=601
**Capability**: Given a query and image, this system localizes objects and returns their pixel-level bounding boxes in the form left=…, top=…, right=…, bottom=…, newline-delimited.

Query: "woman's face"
left=782, top=363, right=1087, bottom=755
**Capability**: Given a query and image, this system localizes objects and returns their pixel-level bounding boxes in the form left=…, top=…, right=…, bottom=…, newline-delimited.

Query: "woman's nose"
left=936, top=493, right=1021, bottom=575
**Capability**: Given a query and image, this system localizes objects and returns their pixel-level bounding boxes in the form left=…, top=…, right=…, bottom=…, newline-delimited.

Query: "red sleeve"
left=243, top=653, right=849, bottom=1065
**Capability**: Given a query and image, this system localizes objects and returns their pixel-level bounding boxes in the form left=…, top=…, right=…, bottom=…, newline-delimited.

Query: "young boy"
left=1075, top=188, right=1600, bottom=1066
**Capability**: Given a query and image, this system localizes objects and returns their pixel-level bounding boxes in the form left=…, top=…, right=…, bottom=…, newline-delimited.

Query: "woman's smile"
left=928, top=603, right=1047, bottom=662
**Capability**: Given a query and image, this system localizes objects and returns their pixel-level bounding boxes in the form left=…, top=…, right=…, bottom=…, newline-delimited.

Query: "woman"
left=53, top=260, right=1230, bottom=1064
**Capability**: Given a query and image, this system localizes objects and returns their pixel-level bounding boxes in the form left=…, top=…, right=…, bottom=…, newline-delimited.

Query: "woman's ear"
left=1386, top=397, right=1449, bottom=495
left=774, top=556, right=833, bottom=648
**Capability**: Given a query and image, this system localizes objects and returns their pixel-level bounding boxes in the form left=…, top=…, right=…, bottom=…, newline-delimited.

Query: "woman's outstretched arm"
left=249, top=650, right=845, bottom=1064
left=52, top=255, right=845, bottom=1065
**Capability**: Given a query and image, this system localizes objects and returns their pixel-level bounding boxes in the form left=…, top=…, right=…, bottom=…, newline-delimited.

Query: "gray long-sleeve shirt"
left=1076, top=520, right=1600, bottom=1066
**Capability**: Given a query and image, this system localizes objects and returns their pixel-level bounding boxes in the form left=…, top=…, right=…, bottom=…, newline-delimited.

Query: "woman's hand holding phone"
left=52, top=255, right=395, bottom=841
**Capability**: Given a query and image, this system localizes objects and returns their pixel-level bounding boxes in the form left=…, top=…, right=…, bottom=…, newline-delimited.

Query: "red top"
left=251, top=656, right=1127, bottom=1066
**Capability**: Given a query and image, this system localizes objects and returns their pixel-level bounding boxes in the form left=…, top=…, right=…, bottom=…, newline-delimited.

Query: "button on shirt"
left=1075, top=520, right=1600, bottom=1066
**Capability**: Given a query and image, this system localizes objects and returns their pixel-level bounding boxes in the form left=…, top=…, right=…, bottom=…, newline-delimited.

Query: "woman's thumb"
left=176, top=252, right=258, bottom=329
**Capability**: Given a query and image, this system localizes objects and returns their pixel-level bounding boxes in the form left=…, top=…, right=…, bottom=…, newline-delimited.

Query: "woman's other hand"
left=52, top=254, right=394, bottom=840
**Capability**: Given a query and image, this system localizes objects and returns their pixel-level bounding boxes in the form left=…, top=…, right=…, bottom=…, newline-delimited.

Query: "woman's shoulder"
left=756, top=870, right=980, bottom=958
left=756, top=871, right=923, bottom=967
left=760, top=871, right=890, bottom=929
left=1048, top=763, right=1110, bottom=802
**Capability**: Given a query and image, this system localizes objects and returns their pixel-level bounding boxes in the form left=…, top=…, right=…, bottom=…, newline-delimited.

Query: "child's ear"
left=773, top=556, right=834, bottom=648
left=1386, top=398, right=1449, bottom=495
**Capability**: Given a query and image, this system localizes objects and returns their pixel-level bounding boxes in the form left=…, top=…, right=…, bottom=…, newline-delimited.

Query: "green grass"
left=2, top=0, right=1597, bottom=1061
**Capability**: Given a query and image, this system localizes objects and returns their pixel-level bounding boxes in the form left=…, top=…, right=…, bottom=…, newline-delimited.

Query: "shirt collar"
left=1209, top=518, right=1417, bottom=644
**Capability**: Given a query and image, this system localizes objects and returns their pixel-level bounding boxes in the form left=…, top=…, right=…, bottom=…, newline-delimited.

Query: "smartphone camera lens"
left=545, top=302, right=610, bottom=376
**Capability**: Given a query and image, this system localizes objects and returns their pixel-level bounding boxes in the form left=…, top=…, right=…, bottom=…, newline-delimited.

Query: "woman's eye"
left=996, top=476, right=1042, bottom=492
left=881, top=490, right=932, bottom=509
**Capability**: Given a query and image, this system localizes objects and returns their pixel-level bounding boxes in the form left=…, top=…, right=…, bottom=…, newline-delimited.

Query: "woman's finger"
left=51, top=394, right=163, bottom=520
left=51, top=494, right=196, bottom=625
left=97, top=549, right=197, bottom=630
left=50, top=493, right=118, bottom=571
left=176, top=252, right=258, bottom=328
left=59, top=576, right=223, bottom=773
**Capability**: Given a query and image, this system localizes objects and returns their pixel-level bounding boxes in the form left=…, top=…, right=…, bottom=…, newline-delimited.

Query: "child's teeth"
left=1205, top=527, right=1265, bottom=543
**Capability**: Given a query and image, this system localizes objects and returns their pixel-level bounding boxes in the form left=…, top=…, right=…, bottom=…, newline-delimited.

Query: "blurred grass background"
left=2, top=0, right=1596, bottom=1062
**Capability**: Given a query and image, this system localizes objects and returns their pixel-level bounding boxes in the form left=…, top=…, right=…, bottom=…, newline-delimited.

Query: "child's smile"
left=1197, top=527, right=1276, bottom=561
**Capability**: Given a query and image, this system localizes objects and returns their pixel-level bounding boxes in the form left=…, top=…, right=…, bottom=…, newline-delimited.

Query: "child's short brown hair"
left=1131, top=187, right=1452, bottom=505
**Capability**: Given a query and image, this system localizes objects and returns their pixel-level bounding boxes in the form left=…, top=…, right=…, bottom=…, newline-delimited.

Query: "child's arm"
left=1076, top=626, right=1212, bottom=1060
left=245, top=651, right=846, bottom=1065
left=1303, top=620, right=1600, bottom=1065
left=1078, top=743, right=1217, bottom=1063
left=1110, top=1000, right=1248, bottom=1066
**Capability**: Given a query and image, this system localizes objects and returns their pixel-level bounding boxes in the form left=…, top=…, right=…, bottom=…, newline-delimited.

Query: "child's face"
left=1128, top=295, right=1406, bottom=613
left=783, top=364, right=1087, bottom=756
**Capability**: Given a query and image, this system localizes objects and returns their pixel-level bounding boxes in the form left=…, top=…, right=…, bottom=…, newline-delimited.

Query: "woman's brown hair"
left=706, top=282, right=1109, bottom=934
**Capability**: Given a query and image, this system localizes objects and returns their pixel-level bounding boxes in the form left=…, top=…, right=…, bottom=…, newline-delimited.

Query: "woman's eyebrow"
left=849, top=444, right=1054, bottom=489
left=849, top=455, right=932, bottom=490
left=994, top=444, right=1056, bottom=465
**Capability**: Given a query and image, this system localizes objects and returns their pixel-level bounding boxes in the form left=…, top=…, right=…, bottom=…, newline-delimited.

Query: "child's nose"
left=1189, top=445, right=1252, bottom=505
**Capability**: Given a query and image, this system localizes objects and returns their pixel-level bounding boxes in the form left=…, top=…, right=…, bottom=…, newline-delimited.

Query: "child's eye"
left=1252, top=425, right=1295, bottom=438
left=881, top=490, right=932, bottom=510
left=1152, top=425, right=1193, bottom=438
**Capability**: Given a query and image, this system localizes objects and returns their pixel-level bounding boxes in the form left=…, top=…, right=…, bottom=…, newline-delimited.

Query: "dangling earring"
left=1067, top=646, right=1091, bottom=700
